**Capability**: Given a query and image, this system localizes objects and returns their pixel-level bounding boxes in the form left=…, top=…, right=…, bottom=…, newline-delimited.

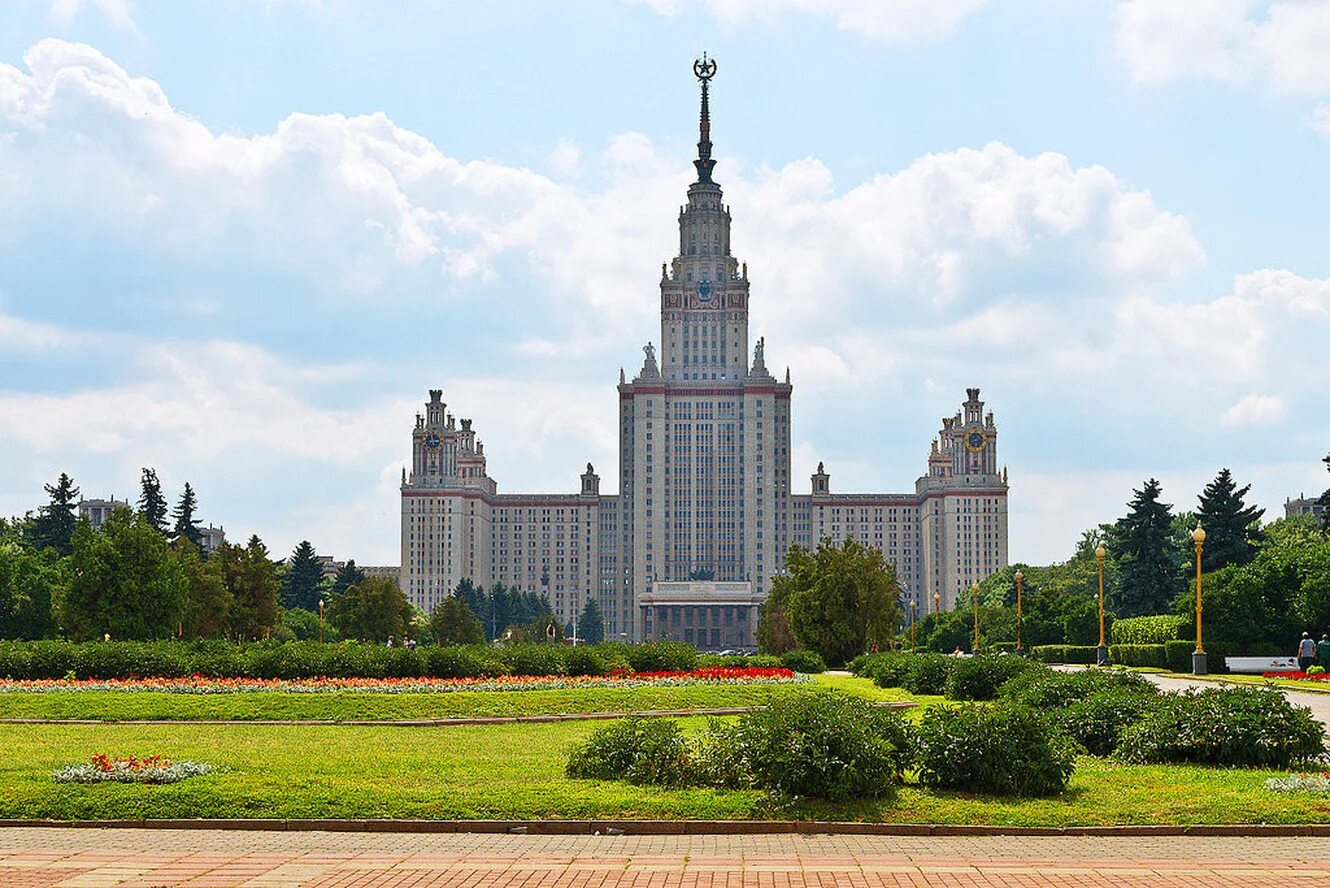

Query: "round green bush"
left=1001, top=666, right=1154, bottom=709
left=903, top=654, right=953, bottom=695
left=1116, top=687, right=1326, bottom=768
left=1052, top=688, right=1158, bottom=756
left=732, top=693, right=907, bottom=800
left=564, top=718, right=693, bottom=786
left=781, top=649, right=827, bottom=674
left=943, top=654, right=1038, bottom=701
left=857, top=653, right=909, bottom=688
left=915, top=703, right=1077, bottom=796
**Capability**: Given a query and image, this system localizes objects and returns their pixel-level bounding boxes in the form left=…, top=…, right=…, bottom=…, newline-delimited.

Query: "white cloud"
left=1221, top=393, right=1287, bottom=427
left=633, top=0, right=990, bottom=42
left=1116, top=0, right=1330, bottom=95
left=48, top=0, right=139, bottom=34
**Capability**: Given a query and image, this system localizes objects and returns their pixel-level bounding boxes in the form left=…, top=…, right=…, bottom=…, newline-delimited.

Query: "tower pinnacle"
left=692, top=53, right=717, bottom=184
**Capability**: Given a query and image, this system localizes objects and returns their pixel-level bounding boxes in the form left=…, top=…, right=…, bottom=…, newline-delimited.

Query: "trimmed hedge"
left=943, top=655, right=1039, bottom=701
left=1108, top=643, right=1168, bottom=669
left=1110, top=615, right=1185, bottom=646
left=1164, top=639, right=1230, bottom=673
left=0, top=640, right=700, bottom=680
left=780, top=649, right=827, bottom=674
left=1030, top=645, right=1098, bottom=665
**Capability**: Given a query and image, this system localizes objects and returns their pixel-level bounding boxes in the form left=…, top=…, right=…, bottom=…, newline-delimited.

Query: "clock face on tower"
left=696, top=279, right=713, bottom=303
left=965, top=430, right=987, bottom=453
left=424, top=432, right=442, bottom=450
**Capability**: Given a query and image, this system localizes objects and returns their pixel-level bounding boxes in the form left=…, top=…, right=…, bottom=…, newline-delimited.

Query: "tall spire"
left=692, top=53, right=717, bottom=184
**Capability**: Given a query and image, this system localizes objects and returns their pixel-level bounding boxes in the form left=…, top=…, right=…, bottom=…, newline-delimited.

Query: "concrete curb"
left=0, top=700, right=915, bottom=727
left=1, top=818, right=1328, bottom=837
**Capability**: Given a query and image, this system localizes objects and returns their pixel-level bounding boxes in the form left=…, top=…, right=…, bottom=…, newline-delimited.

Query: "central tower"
left=616, top=57, right=793, bottom=640
left=659, top=54, right=751, bottom=382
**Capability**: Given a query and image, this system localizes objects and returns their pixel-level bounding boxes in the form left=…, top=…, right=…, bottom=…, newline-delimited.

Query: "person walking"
left=1298, top=632, right=1317, bottom=671
left=1318, top=634, right=1330, bottom=669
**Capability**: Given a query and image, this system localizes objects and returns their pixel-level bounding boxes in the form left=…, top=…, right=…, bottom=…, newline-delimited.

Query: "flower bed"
left=1, top=666, right=803, bottom=695
left=1262, top=672, right=1330, bottom=680
left=53, top=753, right=212, bottom=784
left=1266, top=771, right=1330, bottom=794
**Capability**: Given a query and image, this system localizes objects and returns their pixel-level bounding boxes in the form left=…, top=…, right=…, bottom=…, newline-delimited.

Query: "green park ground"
left=4, top=673, right=1330, bottom=827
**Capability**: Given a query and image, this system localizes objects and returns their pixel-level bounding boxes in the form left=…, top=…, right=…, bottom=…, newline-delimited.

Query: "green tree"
left=453, top=578, right=486, bottom=616
left=1109, top=479, right=1183, bottom=617
left=1196, top=468, right=1265, bottom=571
left=756, top=593, right=797, bottom=654
left=221, top=536, right=280, bottom=641
left=280, top=540, right=325, bottom=611
left=330, top=559, right=366, bottom=599
left=283, top=607, right=339, bottom=641
left=429, top=595, right=485, bottom=645
left=0, top=542, right=64, bottom=639
left=770, top=537, right=902, bottom=665
left=136, top=468, right=169, bottom=536
left=175, top=539, right=230, bottom=638
left=28, top=473, right=80, bottom=556
left=61, top=509, right=186, bottom=640
left=1319, top=452, right=1330, bottom=532
left=328, top=575, right=413, bottom=642
left=172, top=482, right=204, bottom=549
left=576, top=596, right=605, bottom=643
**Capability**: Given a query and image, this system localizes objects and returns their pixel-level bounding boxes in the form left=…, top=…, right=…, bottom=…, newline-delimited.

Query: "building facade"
left=400, top=60, right=1009, bottom=643
left=1286, top=494, right=1328, bottom=522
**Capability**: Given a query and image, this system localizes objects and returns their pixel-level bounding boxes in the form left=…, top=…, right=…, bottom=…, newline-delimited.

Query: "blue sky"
left=1, top=0, right=1328, bottom=566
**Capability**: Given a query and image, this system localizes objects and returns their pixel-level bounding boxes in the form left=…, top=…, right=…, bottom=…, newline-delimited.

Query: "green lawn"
left=0, top=674, right=911, bottom=722
left=2, top=718, right=1327, bottom=825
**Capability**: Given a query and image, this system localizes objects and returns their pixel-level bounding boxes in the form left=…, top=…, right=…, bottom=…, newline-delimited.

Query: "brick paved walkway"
left=4, top=827, right=1329, bottom=886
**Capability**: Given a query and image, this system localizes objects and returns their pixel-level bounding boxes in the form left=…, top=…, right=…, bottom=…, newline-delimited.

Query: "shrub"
left=915, top=703, right=1077, bottom=796
left=1111, top=615, right=1185, bottom=646
left=1164, top=640, right=1230, bottom=673
left=747, top=654, right=783, bottom=668
left=1052, top=688, right=1158, bottom=756
left=501, top=645, right=567, bottom=677
left=943, top=654, right=1037, bottom=701
left=903, top=654, right=954, bottom=696
left=423, top=645, right=508, bottom=678
left=732, top=693, right=905, bottom=800
left=565, top=718, right=694, bottom=786
left=1108, top=644, right=1168, bottom=669
left=1002, top=666, right=1156, bottom=709
left=690, top=720, right=751, bottom=789
left=860, top=654, right=910, bottom=688
left=781, top=649, right=827, bottom=674
left=610, top=642, right=699, bottom=673
left=1309, top=665, right=1327, bottom=676
left=1031, top=645, right=1097, bottom=665
left=1117, top=687, right=1326, bottom=768
left=563, top=646, right=610, bottom=677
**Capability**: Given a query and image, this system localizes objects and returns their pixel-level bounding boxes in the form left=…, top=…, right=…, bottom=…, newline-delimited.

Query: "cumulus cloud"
left=1221, top=394, right=1287, bottom=427
left=1116, top=0, right=1330, bottom=95
left=0, top=39, right=1324, bottom=565
left=630, top=0, right=990, bottom=42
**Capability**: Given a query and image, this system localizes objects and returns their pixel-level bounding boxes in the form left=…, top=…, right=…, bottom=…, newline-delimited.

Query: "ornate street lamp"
left=1095, top=545, right=1108, bottom=666
left=1014, top=570, right=1024, bottom=654
left=909, top=599, right=917, bottom=653
left=971, top=582, right=980, bottom=654
left=318, top=599, right=326, bottom=644
left=933, top=591, right=940, bottom=615
left=1192, top=524, right=1207, bottom=675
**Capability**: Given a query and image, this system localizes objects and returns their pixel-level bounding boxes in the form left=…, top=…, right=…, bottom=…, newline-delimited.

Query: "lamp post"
left=933, top=591, right=940, bottom=615
left=909, top=599, right=917, bottom=653
left=971, top=582, right=980, bottom=654
left=1192, top=524, right=1207, bottom=675
left=1014, top=570, right=1024, bottom=654
left=318, top=599, right=325, bottom=644
left=1095, top=545, right=1108, bottom=666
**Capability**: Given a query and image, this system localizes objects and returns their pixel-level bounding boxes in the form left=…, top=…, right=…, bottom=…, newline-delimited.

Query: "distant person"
left=1298, top=632, right=1317, bottom=670
left=1318, top=634, right=1330, bottom=667
left=951, top=646, right=965, bottom=658
left=386, top=635, right=395, bottom=648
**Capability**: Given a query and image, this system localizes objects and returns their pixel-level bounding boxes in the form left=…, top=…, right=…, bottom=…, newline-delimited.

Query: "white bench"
left=1225, top=656, right=1300, bottom=674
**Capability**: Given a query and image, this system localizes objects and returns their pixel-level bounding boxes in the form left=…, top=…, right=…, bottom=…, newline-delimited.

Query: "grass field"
left=0, top=674, right=910, bottom=721
left=2, top=717, right=1326, bottom=826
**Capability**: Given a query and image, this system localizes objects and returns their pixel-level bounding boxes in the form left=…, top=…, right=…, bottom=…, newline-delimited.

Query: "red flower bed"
left=1262, top=671, right=1330, bottom=680
left=0, top=666, right=800, bottom=694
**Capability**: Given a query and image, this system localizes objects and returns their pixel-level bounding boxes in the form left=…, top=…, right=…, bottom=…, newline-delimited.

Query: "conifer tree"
left=1319, top=452, right=1330, bottom=532
left=280, top=540, right=325, bottom=611
left=1108, top=478, right=1183, bottom=616
left=577, top=597, right=605, bottom=643
left=1196, top=468, right=1265, bottom=571
left=172, top=483, right=204, bottom=549
left=330, top=559, right=366, bottom=599
left=136, top=468, right=169, bottom=536
left=221, top=536, right=280, bottom=640
left=429, top=595, right=485, bottom=645
left=28, top=473, right=80, bottom=556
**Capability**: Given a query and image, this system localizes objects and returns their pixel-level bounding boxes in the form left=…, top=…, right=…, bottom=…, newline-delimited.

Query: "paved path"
left=4, top=827, right=1330, bottom=887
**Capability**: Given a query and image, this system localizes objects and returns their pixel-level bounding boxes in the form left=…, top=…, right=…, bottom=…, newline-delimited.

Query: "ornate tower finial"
left=692, top=53, right=718, bottom=184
